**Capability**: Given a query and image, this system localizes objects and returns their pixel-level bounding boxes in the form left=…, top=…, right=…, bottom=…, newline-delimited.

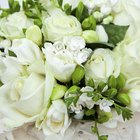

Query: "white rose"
left=125, top=77, right=140, bottom=112
left=42, top=9, right=82, bottom=42
left=43, top=99, right=71, bottom=135
left=11, top=38, right=43, bottom=66
left=85, top=48, right=120, bottom=83
left=0, top=12, right=33, bottom=40
left=44, top=43, right=76, bottom=83
left=117, top=39, right=140, bottom=79
left=113, top=0, right=140, bottom=41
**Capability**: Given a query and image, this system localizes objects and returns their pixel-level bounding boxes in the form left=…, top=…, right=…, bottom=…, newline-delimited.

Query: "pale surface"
left=0, top=112, right=140, bottom=140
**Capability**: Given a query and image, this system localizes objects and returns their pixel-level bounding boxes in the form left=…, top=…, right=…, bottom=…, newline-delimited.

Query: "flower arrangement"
left=0, top=0, right=140, bottom=140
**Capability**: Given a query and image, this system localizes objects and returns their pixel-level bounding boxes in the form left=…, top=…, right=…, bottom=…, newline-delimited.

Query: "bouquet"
left=0, top=0, right=140, bottom=139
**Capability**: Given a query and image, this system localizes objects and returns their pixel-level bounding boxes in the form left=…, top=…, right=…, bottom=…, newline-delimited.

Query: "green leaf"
left=103, top=24, right=129, bottom=46
left=122, top=108, right=133, bottom=121
left=34, top=19, right=42, bottom=28
left=8, top=50, right=17, bottom=57
left=75, top=2, right=84, bottom=21
left=86, top=42, right=115, bottom=51
left=25, top=11, right=38, bottom=18
left=114, top=104, right=121, bottom=115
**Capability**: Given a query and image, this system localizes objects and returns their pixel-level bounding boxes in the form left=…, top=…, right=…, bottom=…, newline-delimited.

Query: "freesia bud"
left=116, top=73, right=126, bottom=89
left=85, top=108, right=95, bottom=116
left=108, top=75, right=117, bottom=88
left=82, top=16, right=96, bottom=30
left=105, top=88, right=117, bottom=98
left=67, top=85, right=80, bottom=94
left=97, top=109, right=112, bottom=124
left=86, top=78, right=95, bottom=87
left=117, top=93, right=131, bottom=106
left=82, top=30, right=99, bottom=43
left=103, top=15, right=113, bottom=24
left=51, top=84, right=67, bottom=100
left=72, top=65, right=85, bottom=85
left=26, top=25, right=42, bottom=46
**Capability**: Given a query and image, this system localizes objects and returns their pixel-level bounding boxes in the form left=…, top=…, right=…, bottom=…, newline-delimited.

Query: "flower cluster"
left=0, top=0, right=140, bottom=140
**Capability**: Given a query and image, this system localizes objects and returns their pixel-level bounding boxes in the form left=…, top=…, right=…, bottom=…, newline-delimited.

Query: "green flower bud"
left=67, top=85, right=80, bottom=94
left=26, top=25, right=42, bottom=46
left=85, top=108, right=95, bottom=116
left=51, top=84, right=67, bottom=100
left=82, top=16, right=96, bottom=30
left=93, top=11, right=104, bottom=22
left=98, top=82, right=106, bottom=91
left=108, top=75, right=117, bottom=88
left=103, top=15, right=113, bottom=24
left=97, top=109, right=112, bottom=124
left=105, top=88, right=117, bottom=98
left=72, top=65, right=85, bottom=85
left=116, top=73, right=126, bottom=89
left=82, top=30, right=99, bottom=43
left=117, top=93, right=131, bottom=106
left=86, top=78, right=95, bottom=87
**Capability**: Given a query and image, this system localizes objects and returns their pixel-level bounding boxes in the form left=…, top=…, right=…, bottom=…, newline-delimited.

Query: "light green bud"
left=103, top=15, right=113, bottom=24
left=108, top=75, right=117, bottom=88
left=116, top=73, right=126, bottom=89
left=51, top=84, right=67, bottom=100
left=26, top=25, right=42, bottom=46
left=93, top=11, right=104, bottom=22
left=82, top=30, right=99, bottom=43
left=67, top=85, right=80, bottom=94
left=85, top=108, right=95, bottom=116
left=98, top=82, right=106, bottom=91
left=117, top=93, right=131, bottom=106
left=72, top=65, right=85, bottom=85
left=97, top=109, right=112, bottom=124
left=82, top=16, right=96, bottom=30
left=105, top=88, right=117, bottom=98
left=86, top=78, right=95, bottom=87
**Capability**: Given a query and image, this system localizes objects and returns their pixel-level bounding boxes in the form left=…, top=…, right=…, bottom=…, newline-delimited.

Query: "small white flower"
left=53, top=41, right=65, bottom=52
left=74, top=110, right=84, bottom=120
left=97, top=99, right=113, bottom=112
left=63, top=36, right=85, bottom=51
left=78, top=93, right=95, bottom=109
left=70, top=103, right=83, bottom=114
left=80, top=86, right=94, bottom=92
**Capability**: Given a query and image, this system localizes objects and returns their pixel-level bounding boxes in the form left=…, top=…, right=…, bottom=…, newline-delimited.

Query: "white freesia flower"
left=96, top=25, right=108, bottom=42
left=94, top=0, right=119, bottom=16
left=0, top=12, right=33, bottom=40
left=85, top=48, right=120, bottom=84
left=97, top=99, right=113, bottom=112
left=42, top=9, right=82, bottom=42
left=43, top=99, right=71, bottom=135
left=125, top=77, right=140, bottom=112
left=11, top=38, right=43, bottom=65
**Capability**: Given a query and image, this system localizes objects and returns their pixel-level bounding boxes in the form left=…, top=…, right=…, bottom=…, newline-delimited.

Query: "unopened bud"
left=82, top=15, right=96, bottom=30
left=117, top=93, right=131, bottom=106
left=26, top=25, right=42, bottom=46
left=108, top=75, right=117, bottom=88
left=67, top=85, right=80, bottom=94
left=116, top=73, right=126, bottom=89
left=86, top=78, right=95, bottom=87
left=72, top=65, right=85, bottom=85
left=105, top=88, right=117, bottom=98
left=82, top=30, right=99, bottom=43
left=85, top=108, right=95, bottom=116
left=51, top=84, right=67, bottom=100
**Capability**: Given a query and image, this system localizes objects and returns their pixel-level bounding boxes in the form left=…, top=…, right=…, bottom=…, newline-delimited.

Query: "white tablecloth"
left=0, top=112, right=140, bottom=140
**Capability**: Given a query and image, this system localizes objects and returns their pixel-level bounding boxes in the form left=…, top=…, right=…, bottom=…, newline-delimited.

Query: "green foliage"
left=103, top=24, right=129, bottom=46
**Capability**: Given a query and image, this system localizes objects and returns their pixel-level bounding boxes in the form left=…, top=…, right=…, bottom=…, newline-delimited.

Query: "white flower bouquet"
left=0, top=0, right=140, bottom=140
